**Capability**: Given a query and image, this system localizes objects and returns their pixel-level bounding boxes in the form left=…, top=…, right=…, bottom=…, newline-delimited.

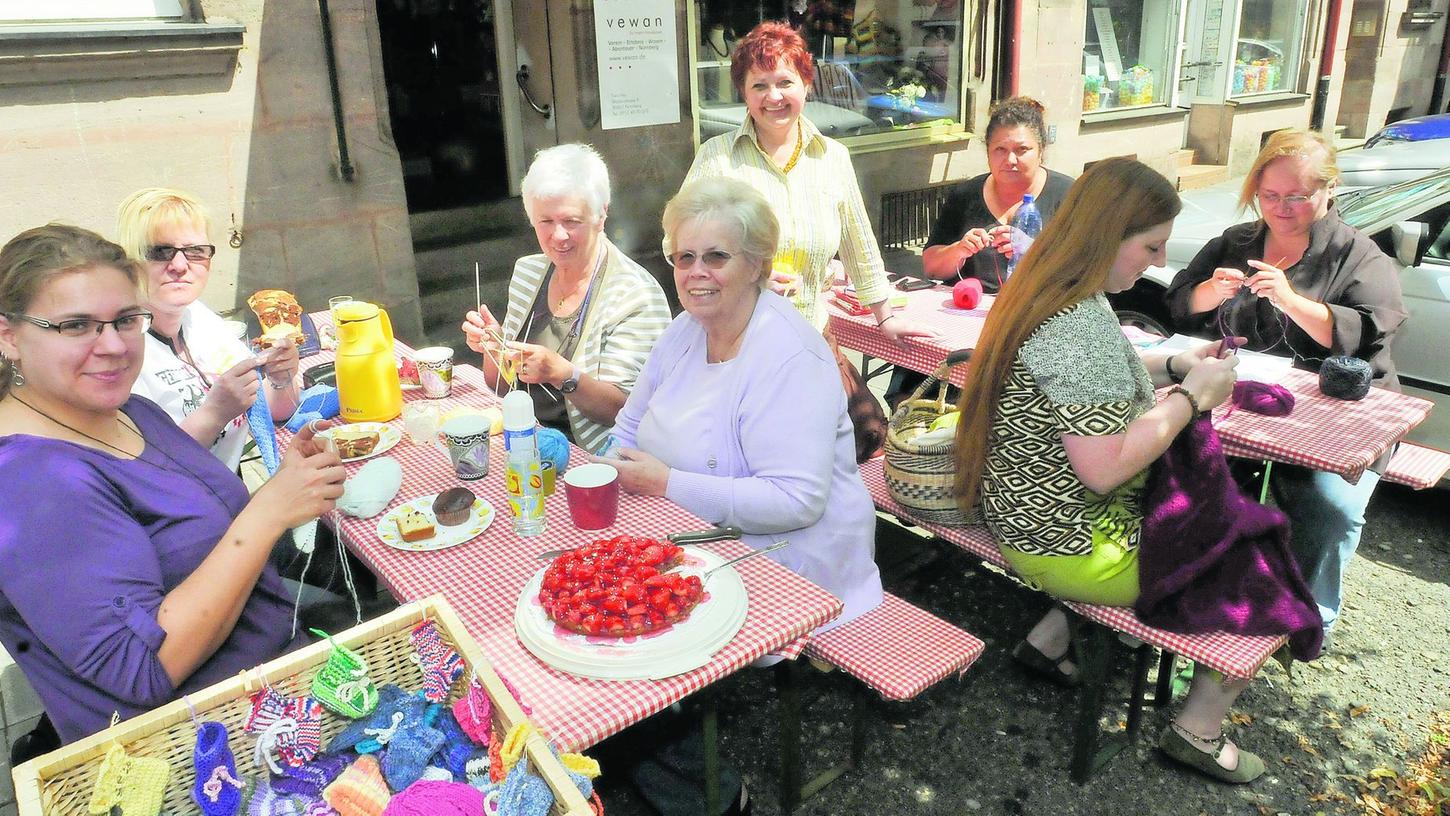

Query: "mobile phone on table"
left=896, top=277, right=937, bottom=291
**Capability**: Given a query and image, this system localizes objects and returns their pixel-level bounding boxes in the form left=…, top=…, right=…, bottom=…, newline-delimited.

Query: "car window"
left=1339, top=166, right=1450, bottom=237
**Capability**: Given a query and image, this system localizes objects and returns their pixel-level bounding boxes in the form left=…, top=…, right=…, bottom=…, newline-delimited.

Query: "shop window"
left=694, top=0, right=967, bottom=142
left=1230, top=0, right=1307, bottom=96
left=1081, top=0, right=1178, bottom=112
left=0, top=1, right=187, bottom=22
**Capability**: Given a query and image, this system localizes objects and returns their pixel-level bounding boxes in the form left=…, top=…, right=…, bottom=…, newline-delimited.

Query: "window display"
left=694, top=0, right=967, bottom=141
left=1231, top=0, right=1307, bottom=96
left=1080, top=0, right=1178, bottom=112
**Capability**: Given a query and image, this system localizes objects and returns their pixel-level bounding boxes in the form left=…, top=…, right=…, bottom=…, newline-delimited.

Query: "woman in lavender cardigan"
left=606, top=176, right=883, bottom=633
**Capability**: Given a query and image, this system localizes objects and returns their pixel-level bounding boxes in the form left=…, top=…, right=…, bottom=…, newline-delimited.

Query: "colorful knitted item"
left=247, top=776, right=301, bottom=816
left=381, top=780, right=482, bottom=815
left=328, top=685, right=417, bottom=754
left=273, top=753, right=352, bottom=800
left=451, top=678, right=492, bottom=744
left=431, top=709, right=482, bottom=779
left=324, top=755, right=392, bottom=816
left=495, top=759, right=555, bottom=816
left=303, top=801, right=339, bottom=816
left=310, top=628, right=379, bottom=719
left=246, top=688, right=325, bottom=773
left=409, top=620, right=464, bottom=702
left=379, top=704, right=446, bottom=792
left=487, top=732, right=505, bottom=783
left=87, top=742, right=171, bottom=816
left=192, top=720, right=246, bottom=816
left=247, top=391, right=281, bottom=474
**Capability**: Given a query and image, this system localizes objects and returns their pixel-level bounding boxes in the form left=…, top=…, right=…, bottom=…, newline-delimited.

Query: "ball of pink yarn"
left=382, top=781, right=482, bottom=815
left=1232, top=381, right=1294, bottom=416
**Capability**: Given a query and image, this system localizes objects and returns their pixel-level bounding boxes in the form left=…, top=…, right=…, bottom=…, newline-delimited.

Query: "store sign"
left=594, top=0, right=680, bottom=130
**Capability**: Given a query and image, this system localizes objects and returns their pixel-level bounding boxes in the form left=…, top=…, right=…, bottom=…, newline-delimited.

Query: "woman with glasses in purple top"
left=117, top=188, right=302, bottom=471
left=0, top=224, right=344, bottom=745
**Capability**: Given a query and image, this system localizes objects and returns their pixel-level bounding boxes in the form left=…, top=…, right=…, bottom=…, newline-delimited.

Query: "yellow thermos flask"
left=334, top=301, right=403, bottom=422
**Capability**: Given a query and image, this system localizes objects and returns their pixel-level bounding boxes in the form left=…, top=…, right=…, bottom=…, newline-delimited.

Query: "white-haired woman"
left=462, top=144, right=670, bottom=452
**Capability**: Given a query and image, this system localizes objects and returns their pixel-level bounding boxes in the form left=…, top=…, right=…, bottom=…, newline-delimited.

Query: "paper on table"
left=1151, top=334, right=1293, bottom=384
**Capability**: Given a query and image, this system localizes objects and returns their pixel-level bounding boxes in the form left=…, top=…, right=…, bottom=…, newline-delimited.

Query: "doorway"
left=1336, top=0, right=1386, bottom=138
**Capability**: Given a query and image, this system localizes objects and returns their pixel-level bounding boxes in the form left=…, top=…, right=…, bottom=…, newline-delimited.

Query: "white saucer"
left=321, top=422, right=401, bottom=463
left=376, top=493, right=494, bottom=552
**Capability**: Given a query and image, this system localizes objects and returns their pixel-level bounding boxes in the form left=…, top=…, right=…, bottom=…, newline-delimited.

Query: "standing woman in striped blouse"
left=683, top=21, right=933, bottom=460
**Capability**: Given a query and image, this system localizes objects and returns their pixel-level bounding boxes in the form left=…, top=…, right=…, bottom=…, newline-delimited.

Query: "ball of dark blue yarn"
left=1319, top=355, right=1373, bottom=400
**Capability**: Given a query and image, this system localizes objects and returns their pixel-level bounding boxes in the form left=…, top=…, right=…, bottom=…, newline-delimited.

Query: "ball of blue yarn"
left=536, top=428, right=571, bottom=474
left=1319, top=355, right=1373, bottom=400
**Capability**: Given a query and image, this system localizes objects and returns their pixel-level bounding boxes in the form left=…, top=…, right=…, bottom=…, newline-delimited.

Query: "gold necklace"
left=10, top=393, right=143, bottom=458
left=759, top=120, right=804, bottom=174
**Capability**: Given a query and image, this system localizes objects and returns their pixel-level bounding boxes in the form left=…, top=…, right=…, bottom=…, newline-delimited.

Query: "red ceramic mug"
left=563, top=463, right=620, bottom=530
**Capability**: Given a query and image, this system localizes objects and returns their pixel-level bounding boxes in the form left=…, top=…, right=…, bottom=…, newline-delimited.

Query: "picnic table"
left=292, top=323, right=843, bottom=751
left=828, top=284, right=1434, bottom=483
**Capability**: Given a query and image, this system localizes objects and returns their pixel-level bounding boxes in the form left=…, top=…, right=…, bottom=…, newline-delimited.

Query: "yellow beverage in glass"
left=772, top=246, right=808, bottom=294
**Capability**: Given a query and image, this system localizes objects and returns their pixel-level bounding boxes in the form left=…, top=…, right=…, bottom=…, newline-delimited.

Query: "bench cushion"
left=1383, top=442, right=1450, bottom=489
left=804, top=593, right=985, bottom=702
left=860, top=459, right=1286, bottom=680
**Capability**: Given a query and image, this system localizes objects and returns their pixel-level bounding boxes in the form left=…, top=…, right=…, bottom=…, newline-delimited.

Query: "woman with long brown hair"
left=953, top=158, right=1265, bottom=783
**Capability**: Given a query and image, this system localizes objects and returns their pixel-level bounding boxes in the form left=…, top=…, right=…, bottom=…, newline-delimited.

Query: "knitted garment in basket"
left=273, top=752, right=352, bottom=799
left=380, top=780, right=483, bottom=815
left=409, top=620, right=464, bottom=702
left=246, top=688, right=325, bottom=773
left=431, top=708, right=483, bottom=779
left=310, top=628, right=380, bottom=718
left=87, top=742, right=171, bottom=816
left=380, top=702, right=447, bottom=792
left=324, top=755, right=392, bottom=816
left=451, top=678, right=492, bottom=744
left=246, top=775, right=301, bottom=816
left=327, top=684, right=419, bottom=754
left=193, top=720, right=246, bottom=816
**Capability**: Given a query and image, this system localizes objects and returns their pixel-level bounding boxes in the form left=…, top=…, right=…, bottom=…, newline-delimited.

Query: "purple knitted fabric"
left=1135, top=415, right=1324, bottom=660
left=273, top=753, right=352, bottom=799
left=430, top=709, right=482, bottom=779
left=247, top=776, right=301, bottom=816
left=380, top=781, right=482, bottom=815
left=193, top=720, right=246, bottom=816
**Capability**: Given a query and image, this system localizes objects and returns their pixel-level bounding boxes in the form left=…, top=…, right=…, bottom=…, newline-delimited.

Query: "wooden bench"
left=775, top=592, right=985, bottom=811
left=1382, top=442, right=1450, bottom=489
left=859, top=458, right=1288, bottom=781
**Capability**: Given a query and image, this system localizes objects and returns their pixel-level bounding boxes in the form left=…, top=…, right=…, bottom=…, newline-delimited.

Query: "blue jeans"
left=1273, top=466, right=1381, bottom=630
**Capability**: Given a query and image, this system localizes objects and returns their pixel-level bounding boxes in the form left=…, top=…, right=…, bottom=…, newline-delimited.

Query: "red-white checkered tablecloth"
left=859, top=458, right=1285, bottom=680
left=291, top=323, right=843, bottom=750
left=829, top=291, right=1434, bottom=481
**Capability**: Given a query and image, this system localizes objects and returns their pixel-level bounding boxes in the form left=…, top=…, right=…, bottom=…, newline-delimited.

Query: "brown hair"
left=1238, top=129, right=1340, bottom=213
left=985, top=96, right=1047, bottom=146
left=952, top=158, right=1180, bottom=511
left=730, top=21, right=814, bottom=95
left=0, top=224, right=141, bottom=397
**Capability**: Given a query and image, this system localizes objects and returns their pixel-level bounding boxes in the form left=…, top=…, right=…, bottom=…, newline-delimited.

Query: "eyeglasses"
left=144, top=244, right=216, bottom=263
left=667, top=250, right=734, bottom=270
left=1255, top=191, right=1317, bottom=209
left=6, top=311, right=153, bottom=339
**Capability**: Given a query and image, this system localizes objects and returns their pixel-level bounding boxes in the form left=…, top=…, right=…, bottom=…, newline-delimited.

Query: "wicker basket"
left=12, top=595, right=593, bottom=816
left=883, top=350, right=980, bottom=527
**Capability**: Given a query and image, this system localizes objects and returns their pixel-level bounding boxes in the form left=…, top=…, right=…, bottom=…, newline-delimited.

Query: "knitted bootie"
left=328, top=684, right=416, bottom=754
left=247, top=775, right=301, bottom=816
left=311, top=628, right=379, bottom=719
left=246, top=688, right=325, bottom=772
left=431, top=709, right=481, bottom=779
left=87, top=742, right=171, bottom=816
left=379, top=702, right=446, bottom=791
left=450, top=678, right=491, bottom=745
left=409, top=620, right=464, bottom=702
left=324, top=755, right=392, bottom=816
left=192, top=721, right=246, bottom=816
left=273, top=752, right=352, bottom=800
left=495, top=759, right=555, bottom=816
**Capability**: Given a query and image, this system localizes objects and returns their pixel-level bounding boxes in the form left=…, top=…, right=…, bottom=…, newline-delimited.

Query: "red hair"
left=730, top=21, right=814, bottom=95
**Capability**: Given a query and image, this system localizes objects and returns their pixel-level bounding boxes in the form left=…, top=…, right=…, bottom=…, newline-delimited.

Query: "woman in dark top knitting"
left=1165, top=129, right=1407, bottom=636
left=921, top=96, right=1074, bottom=291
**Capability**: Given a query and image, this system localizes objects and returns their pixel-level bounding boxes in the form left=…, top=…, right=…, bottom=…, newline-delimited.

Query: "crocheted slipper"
left=1158, top=724, right=1265, bottom=784
left=328, top=684, right=416, bottom=754
left=192, top=721, right=246, bottom=816
left=451, top=678, right=492, bottom=744
left=324, top=755, right=392, bottom=816
left=410, top=620, right=465, bottom=703
left=246, top=688, right=325, bottom=772
left=87, top=742, right=171, bottom=816
left=311, top=628, right=379, bottom=719
left=272, top=752, right=352, bottom=800
left=1011, top=639, right=1081, bottom=688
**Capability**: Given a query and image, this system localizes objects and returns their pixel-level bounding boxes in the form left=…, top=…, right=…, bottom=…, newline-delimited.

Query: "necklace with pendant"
left=10, top=393, right=142, bottom=458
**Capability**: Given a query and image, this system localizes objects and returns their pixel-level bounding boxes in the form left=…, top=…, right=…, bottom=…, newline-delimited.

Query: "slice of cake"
left=395, top=507, right=435, bottom=542
left=331, top=429, right=380, bottom=459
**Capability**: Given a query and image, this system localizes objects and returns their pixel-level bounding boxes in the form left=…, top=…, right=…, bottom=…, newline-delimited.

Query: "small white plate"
left=321, top=422, right=401, bottom=463
left=375, top=493, right=495, bottom=552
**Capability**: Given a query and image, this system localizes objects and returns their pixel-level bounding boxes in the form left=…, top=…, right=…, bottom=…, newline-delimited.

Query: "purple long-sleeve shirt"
left=0, top=396, right=299, bottom=743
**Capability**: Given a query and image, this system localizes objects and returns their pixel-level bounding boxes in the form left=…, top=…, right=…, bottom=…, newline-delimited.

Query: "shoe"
left=1011, top=639, right=1080, bottom=687
left=1158, top=724, right=1265, bottom=784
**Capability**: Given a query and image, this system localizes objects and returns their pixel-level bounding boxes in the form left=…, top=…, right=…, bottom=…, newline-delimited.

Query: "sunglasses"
left=145, top=244, right=217, bottom=263
left=667, top=250, right=734, bottom=270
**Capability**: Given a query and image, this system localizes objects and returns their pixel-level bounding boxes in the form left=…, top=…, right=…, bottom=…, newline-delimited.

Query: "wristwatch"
left=559, top=365, right=581, bottom=394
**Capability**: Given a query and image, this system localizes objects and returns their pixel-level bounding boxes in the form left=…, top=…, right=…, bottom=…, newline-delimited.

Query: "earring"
left=2, top=355, right=20, bottom=387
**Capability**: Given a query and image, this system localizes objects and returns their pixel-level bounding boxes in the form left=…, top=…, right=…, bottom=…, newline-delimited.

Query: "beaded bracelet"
left=1167, top=385, right=1202, bottom=416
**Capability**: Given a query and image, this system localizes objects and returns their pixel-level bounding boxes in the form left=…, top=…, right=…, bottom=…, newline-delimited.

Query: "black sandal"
left=1011, top=639, right=1081, bottom=687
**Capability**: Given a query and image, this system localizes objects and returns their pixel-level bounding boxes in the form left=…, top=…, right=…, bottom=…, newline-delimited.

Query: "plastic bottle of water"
left=1006, top=193, right=1043, bottom=279
left=501, top=391, right=546, bottom=537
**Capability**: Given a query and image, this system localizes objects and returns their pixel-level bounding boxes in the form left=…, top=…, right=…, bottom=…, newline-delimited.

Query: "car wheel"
left=1107, top=283, right=1172, bottom=336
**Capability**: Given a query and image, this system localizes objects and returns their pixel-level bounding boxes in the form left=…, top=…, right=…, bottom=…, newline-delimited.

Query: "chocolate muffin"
left=431, top=487, right=475, bottom=526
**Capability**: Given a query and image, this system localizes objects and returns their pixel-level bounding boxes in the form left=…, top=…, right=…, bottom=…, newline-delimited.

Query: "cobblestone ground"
left=594, top=481, right=1450, bottom=816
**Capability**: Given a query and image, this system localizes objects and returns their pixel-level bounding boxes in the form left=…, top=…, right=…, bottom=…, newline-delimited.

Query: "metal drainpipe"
left=1309, top=0, right=1345, bottom=131
left=1430, top=10, right=1450, bottom=114
left=317, top=0, right=357, bottom=182
left=1008, top=0, right=1022, bottom=97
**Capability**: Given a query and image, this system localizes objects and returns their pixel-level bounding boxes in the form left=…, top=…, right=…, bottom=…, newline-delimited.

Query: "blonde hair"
left=1238, top=129, right=1340, bottom=213
left=0, top=224, right=141, bottom=397
left=662, top=177, right=780, bottom=284
left=953, top=158, right=1180, bottom=511
left=115, top=187, right=212, bottom=264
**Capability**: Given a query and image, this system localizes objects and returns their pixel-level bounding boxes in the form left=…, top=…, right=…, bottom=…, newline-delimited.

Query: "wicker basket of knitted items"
left=12, top=595, right=595, bottom=816
left=883, top=349, right=981, bottom=526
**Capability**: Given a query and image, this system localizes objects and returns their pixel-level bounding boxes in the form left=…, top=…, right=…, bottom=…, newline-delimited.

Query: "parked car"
left=1108, top=165, right=1450, bottom=450
left=1336, top=139, right=1450, bottom=191
left=1364, top=112, right=1450, bottom=148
